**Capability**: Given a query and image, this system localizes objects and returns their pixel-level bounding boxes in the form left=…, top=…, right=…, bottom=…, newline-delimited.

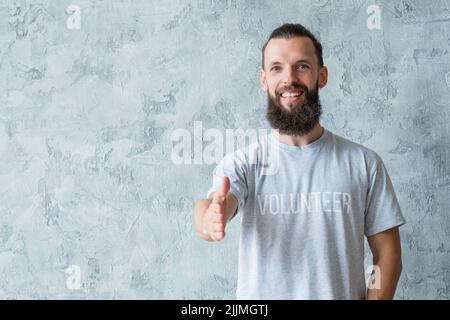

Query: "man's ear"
left=318, top=65, right=328, bottom=89
left=260, top=69, right=268, bottom=91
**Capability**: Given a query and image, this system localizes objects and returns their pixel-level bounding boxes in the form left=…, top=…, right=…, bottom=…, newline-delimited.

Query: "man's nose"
left=282, top=67, right=297, bottom=84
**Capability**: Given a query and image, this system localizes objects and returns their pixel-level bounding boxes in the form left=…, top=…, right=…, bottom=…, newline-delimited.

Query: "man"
left=193, top=23, right=406, bottom=300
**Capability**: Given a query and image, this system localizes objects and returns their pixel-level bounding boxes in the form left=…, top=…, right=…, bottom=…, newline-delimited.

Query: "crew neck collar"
left=269, top=127, right=330, bottom=153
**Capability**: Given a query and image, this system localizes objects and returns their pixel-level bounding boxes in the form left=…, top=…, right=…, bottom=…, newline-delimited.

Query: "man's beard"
left=266, top=82, right=322, bottom=136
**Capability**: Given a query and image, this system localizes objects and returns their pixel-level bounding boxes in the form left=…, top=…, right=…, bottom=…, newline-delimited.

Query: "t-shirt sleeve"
left=206, top=151, right=248, bottom=219
left=364, top=155, right=406, bottom=237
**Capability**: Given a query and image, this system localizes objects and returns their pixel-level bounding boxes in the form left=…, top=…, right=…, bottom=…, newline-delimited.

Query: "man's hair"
left=262, top=23, right=324, bottom=69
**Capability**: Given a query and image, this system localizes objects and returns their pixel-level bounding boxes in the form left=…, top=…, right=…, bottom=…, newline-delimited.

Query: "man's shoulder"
left=329, top=130, right=382, bottom=165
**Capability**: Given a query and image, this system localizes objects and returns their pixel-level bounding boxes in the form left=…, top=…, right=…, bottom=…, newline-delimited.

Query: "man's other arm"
left=367, top=227, right=403, bottom=300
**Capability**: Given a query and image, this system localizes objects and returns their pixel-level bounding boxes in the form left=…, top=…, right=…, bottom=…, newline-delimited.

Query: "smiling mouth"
left=279, top=90, right=305, bottom=105
left=280, top=90, right=304, bottom=97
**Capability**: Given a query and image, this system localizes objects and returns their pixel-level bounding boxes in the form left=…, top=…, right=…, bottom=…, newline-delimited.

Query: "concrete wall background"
left=0, top=0, right=448, bottom=299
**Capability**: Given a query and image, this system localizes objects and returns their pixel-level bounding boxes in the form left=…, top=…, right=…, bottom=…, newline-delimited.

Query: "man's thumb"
left=216, top=176, right=230, bottom=200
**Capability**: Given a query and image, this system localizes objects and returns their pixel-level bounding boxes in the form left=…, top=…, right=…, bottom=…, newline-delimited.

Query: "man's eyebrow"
left=268, top=59, right=313, bottom=67
left=294, top=59, right=312, bottom=64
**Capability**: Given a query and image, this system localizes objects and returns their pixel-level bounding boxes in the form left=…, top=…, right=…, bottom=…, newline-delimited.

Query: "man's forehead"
left=264, top=37, right=316, bottom=63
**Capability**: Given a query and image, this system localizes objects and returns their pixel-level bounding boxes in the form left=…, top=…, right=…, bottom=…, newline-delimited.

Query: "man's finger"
left=212, top=221, right=225, bottom=231
left=212, top=176, right=230, bottom=204
left=212, top=231, right=225, bottom=241
left=212, top=213, right=225, bottom=223
left=219, top=176, right=230, bottom=197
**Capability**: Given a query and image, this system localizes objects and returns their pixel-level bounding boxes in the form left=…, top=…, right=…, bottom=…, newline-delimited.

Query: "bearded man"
left=194, top=23, right=406, bottom=300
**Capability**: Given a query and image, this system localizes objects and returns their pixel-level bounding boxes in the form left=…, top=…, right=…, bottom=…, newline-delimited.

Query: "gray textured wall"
left=0, top=0, right=448, bottom=299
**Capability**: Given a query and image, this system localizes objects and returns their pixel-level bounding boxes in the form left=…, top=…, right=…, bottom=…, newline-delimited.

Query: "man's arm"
left=194, top=176, right=238, bottom=242
left=367, top=226, right=403, bottom=300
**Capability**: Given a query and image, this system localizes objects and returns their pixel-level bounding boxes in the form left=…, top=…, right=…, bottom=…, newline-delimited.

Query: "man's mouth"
left=279, top=89, right=305, bottom=105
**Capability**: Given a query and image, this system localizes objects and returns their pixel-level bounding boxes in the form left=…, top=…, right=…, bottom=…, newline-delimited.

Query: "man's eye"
left=271, top=66, right=281, bottom=71
left=298, top=64, right=308, bottom=70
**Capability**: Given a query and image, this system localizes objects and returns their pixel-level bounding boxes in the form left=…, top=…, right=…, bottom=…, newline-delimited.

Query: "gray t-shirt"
left=207, top=127, right=406, bottom=300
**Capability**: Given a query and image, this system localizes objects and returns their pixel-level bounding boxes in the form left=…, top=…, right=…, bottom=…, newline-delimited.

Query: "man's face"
left=260, top=37, right=328, bottom=135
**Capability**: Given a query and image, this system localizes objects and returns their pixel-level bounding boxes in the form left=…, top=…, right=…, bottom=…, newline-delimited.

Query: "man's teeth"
left=281, top=91, right=303, bottom=97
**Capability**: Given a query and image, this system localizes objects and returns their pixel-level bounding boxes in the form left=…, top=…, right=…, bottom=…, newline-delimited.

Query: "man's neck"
left=272, top=123, right=324, bottom=147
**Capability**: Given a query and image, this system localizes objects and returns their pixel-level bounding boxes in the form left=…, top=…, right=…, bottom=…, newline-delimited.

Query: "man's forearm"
left=367, top=256, right=402, bottom=300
